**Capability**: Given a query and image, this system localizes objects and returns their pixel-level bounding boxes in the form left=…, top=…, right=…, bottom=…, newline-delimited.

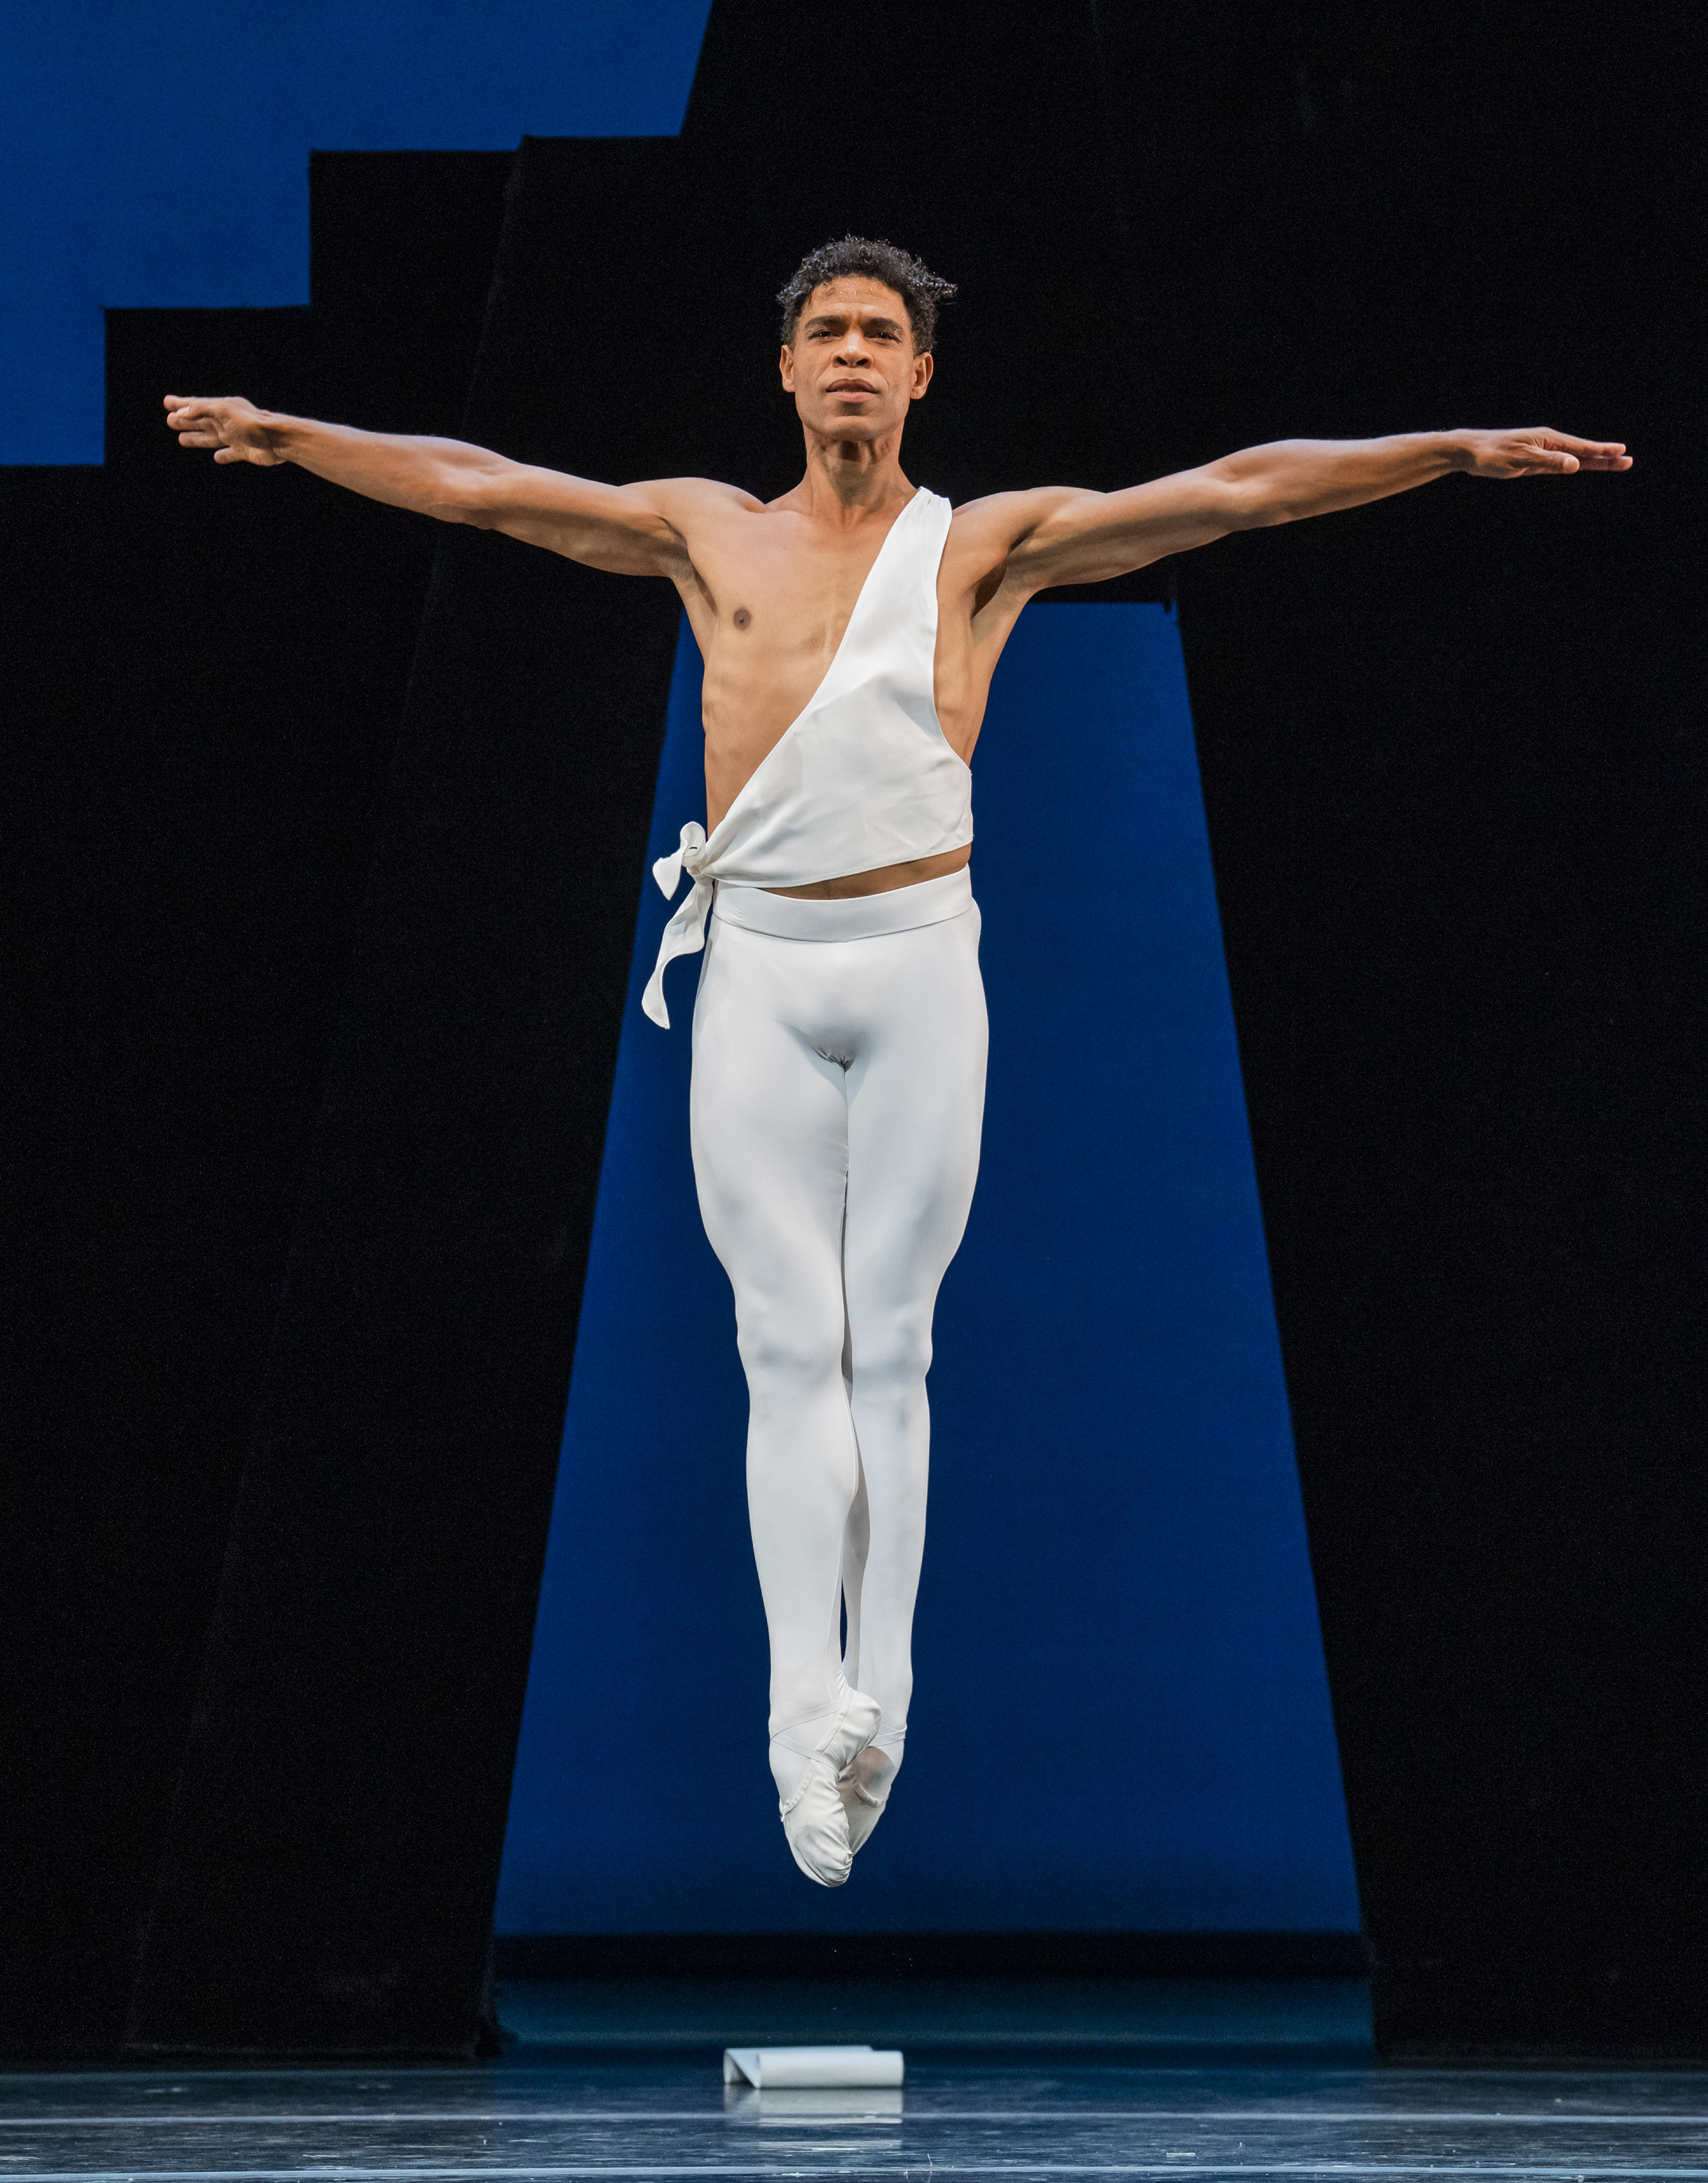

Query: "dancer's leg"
left=840, top=1447, right=870, bottom=1693
left=691, top=919, right=854, bottom=1734
left=689, top=896, right=986, bottom=1874
left=689, top=917, right=881, bottom=1883
left=840, top=907, right=988, bottom=1804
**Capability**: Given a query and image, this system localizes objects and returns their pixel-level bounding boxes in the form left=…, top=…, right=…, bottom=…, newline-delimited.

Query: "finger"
left=1529, top=430, right=1632, bottom=473
left=1547, top=432, right=1627, bottom=456
left=1510, top=445, right=1578, bottom=474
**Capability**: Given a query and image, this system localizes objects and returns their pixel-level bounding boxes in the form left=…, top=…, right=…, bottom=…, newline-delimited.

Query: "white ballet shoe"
left=837, top=1744, right=898, bottom=1855
left=770, top=1687, right=881, bottom=1887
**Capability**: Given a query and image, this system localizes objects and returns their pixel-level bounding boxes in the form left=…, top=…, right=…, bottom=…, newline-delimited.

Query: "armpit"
left=971, top=561, right=1009, bottom=616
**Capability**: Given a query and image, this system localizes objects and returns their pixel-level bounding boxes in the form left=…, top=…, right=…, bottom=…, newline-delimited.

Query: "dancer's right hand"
left=162, top=394, right=284, bottom=465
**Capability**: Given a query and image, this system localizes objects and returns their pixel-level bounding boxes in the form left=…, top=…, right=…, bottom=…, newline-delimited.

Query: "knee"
left=735, top=1291, right=845, bottom=1407
left=850, top=1307, right=933, bottom=1399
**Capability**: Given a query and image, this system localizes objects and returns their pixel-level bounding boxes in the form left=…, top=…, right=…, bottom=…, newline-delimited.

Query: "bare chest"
left=691, top=521, right=883, bottom=709
left=678, top=505, right=978, bottom=829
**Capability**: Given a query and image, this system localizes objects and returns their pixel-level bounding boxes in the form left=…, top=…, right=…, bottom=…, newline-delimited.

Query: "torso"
left=664, top=477, right=1025, bottom=896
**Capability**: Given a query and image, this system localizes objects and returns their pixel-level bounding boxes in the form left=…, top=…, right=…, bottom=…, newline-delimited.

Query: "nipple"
left=733, top=607, right=752, bottom=630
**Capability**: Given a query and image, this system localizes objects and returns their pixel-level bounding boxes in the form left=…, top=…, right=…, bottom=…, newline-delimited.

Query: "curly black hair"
left=777, top=235, right=957, bottom=354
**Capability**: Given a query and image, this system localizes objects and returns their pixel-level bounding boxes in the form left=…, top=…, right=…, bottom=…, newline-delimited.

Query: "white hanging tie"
left=641, top=822, right=715, bottom=1028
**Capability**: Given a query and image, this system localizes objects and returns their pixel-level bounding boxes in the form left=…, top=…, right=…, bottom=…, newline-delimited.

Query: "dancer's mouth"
left=827, top=380, right=877, bottom=398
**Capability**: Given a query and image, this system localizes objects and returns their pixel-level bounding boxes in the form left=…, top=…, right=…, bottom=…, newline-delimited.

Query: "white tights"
left=690, top=874, right=987, bottom=1835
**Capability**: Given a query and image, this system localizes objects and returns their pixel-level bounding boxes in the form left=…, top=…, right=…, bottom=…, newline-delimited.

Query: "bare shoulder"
left=627, top=474, right=765, bottom=526
left=943, top=488, right=1093, bottom=602
left=947, top=487, right=1059, bottom=538
left=947, top=486, right=1094, bottom=553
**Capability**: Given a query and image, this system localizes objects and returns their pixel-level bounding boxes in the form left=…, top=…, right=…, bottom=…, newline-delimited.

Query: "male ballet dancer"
left=166, top=234, right=1628, bottom=1888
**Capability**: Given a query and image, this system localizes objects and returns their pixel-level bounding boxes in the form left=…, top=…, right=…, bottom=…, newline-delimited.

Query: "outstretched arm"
left=161, top=394, right=716, bottom=578
left=993, top=428, right=1631, bottom=594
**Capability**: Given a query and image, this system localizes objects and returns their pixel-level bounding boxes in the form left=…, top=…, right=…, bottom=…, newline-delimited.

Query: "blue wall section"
left=1, top=1, right=711, bottom=463
left=498, top=605, right=1360, bottom=1933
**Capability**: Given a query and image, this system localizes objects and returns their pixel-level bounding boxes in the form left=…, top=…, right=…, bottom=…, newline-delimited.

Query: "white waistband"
left=713, top=865, right=974, bottom=942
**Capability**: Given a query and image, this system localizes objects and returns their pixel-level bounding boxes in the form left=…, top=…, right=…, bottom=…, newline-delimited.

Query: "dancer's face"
left=780, top=277, right=933, bottom=446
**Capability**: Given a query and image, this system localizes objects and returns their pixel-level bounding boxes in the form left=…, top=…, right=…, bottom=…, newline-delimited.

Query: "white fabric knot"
left=651, top=820, right=709, bottom=901
left=641, top=822, right=717, bottom=1029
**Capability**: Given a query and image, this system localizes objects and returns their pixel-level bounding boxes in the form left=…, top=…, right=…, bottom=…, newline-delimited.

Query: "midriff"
left=765, top=844, right=972, bottom=900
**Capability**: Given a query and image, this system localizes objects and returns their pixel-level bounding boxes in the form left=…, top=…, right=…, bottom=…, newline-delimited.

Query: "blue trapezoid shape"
left=498, top=603, right=1360, bottom=1933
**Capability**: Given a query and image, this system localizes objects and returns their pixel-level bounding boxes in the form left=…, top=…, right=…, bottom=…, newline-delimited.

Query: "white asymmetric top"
left=642, top=486, right=972, bottom=1028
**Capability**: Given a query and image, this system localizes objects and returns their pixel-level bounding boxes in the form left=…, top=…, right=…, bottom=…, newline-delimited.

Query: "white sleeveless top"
left=642, top=487, right=971, bottom=1027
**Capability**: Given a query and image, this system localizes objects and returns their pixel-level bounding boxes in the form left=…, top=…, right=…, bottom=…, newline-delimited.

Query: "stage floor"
left=6, top=2040, right=1708, bottom=2180
left=494, top=1971, right=1376, bottom=2056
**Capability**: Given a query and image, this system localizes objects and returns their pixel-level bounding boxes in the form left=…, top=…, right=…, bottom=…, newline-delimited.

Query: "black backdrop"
left=2, top=0, right=1702, bottom=2061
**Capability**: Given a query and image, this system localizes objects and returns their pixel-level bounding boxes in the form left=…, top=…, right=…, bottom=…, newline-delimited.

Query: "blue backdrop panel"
left=498, top=604, right=1358, bottom=1933
left=2, top=0, right=712, bottom=463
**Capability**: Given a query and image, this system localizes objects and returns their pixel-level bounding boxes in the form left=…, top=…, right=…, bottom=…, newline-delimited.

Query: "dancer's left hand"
left=1458, top=428, right=1632, bottom=477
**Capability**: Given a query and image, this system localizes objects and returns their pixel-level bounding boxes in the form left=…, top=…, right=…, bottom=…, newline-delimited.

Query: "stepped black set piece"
left=2, top=0, right=1699, bottom=2065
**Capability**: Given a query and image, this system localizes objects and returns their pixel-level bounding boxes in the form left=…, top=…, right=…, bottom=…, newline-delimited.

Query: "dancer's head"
left=777, top=237, right=955, bottom=448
